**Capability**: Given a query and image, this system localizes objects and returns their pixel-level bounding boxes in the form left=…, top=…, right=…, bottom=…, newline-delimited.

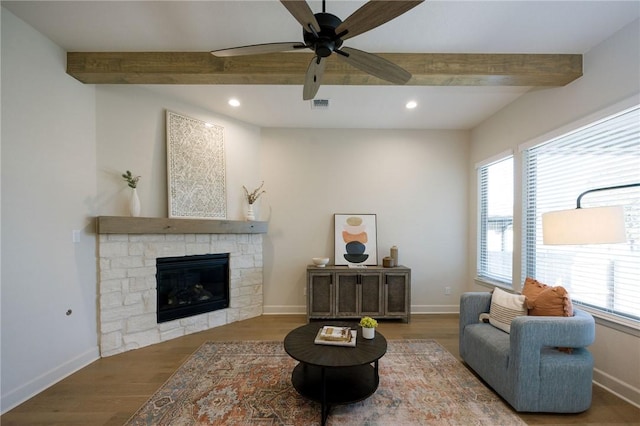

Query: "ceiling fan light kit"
left=210, top=0, right=424, bottom=100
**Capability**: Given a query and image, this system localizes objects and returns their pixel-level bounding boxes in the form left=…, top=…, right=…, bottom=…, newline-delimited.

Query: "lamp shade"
left=542, top=206, right=627, bottom=245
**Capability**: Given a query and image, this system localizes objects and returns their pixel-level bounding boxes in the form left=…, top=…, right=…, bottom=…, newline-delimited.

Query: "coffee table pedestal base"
left=291, top=361, right=380, bottom=425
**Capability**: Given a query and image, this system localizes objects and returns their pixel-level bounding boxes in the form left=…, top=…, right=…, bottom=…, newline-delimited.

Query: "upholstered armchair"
left=459, top=292, right=596, bottom=413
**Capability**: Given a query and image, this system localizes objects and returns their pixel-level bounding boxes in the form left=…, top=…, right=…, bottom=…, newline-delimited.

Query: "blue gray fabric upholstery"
left=459, top=292, right=595, bottom=413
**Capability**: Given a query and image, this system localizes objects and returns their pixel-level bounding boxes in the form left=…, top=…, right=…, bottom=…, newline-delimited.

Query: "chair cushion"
left=462, top=323, right=511, bottom=396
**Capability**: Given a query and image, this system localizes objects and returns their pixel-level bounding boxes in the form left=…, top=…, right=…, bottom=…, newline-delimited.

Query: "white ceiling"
left=4, top=1, right=639, bottom=129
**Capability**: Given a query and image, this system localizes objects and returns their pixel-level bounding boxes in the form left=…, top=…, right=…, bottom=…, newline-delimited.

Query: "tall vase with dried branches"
left=243, top=181, right=266, bottom=221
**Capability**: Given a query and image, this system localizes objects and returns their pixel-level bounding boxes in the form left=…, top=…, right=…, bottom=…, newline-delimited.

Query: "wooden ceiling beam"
left=66, top=52, right=582, bottom=86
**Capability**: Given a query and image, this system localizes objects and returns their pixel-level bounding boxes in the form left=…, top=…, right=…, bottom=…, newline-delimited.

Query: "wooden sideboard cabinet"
left=307, top=265, right=411, bottom=322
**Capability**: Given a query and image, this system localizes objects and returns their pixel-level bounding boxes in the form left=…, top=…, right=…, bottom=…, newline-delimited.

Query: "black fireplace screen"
left=156, top=253, right=230, bottom=323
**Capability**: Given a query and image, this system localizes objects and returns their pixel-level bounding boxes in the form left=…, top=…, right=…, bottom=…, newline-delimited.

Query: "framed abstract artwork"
left=166, top=110, right=227, bottom=219
left=334, top=214, right=378, bottom=266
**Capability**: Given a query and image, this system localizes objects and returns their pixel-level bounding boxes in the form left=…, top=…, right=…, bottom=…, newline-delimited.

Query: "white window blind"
left=478, top=155, right=514, bottom=285
left=522, top=106, right=640, bottom=322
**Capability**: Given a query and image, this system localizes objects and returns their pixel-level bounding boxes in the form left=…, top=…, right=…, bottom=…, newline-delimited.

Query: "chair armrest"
left=459, top=292, right=492, bottom=358
left=460, top=292, right=492, bottom=330
left=510, top=309, right=595, bottom=354
left=508, top=309, right=595, bottom=407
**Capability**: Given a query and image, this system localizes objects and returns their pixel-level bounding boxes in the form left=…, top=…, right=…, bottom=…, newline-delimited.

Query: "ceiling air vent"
left=311, top=99, right=330, bottom=110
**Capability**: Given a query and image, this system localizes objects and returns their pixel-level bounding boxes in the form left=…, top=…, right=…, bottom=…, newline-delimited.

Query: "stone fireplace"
left=96, top=216, right=266, bottom=357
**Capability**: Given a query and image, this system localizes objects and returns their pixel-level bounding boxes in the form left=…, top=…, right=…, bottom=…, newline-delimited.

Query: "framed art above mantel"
left=166, top=110, right=227, bottom=219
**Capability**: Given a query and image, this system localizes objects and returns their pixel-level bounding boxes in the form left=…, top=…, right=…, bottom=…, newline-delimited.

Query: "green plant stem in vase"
left=122, top=170, right=140, bottom=189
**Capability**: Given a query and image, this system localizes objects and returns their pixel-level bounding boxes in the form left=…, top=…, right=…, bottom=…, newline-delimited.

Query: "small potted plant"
left=359, top=316, right=378, bottom=339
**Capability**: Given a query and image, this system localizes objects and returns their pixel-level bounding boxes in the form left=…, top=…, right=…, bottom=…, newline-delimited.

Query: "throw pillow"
left=522, top=277, right=548, bottom=302
left=489, top=288, right=527, bottom=333
left=522, top=277, right=573, bottom=316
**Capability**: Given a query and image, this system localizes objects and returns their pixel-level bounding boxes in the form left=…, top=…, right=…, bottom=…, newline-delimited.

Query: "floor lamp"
left=542, top=183, right=640, bottom=245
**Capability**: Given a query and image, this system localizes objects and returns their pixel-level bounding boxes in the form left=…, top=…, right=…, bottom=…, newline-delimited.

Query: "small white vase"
left=362, top=327, right=375, bottom=339
left=245, top=204, right=255, bottom=221
left=130, top=188, right=141, bottom=217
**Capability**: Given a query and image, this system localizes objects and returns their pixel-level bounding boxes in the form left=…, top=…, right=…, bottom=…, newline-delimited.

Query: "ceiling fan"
left=211, top=0, right=424, bottom=100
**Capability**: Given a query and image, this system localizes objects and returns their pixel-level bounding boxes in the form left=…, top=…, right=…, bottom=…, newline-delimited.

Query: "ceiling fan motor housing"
left=303, top=13, right=344, bottom=57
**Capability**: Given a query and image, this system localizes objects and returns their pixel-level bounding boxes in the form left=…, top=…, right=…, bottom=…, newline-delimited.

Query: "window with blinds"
left=522, top=105, right=640, bottom=322
left=477, top=155, right=514, bottom=286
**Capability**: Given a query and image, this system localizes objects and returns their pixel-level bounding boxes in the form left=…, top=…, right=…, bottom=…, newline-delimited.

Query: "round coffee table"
left=283, top=322, right=387, bottom=425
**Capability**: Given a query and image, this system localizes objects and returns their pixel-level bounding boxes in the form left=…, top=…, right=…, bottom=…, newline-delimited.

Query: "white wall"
left=468, top=19, right=640, bottom=406
left=1, top=9, right=99, bottom=412
left=92, top=92, right=470, bottom=319
left=0, top=9, right=263, bottom=412
left=0, top=5, right=3, bottom=414
left=94, top=85, right=262, bottom=219
left=260, top=128, right=469, bottom=314
left=0, top=6, right=3, bottom=412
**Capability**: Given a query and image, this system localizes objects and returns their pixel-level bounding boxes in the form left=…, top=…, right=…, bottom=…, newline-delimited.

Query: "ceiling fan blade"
left=281, top=0, right=320, bottom=33
left=303, top=56, right=327, bottom=100
left=338, top=47, right=411, bottom=85
left=211, top=42, right=306, bottom=57
left=336, top=0, right=424, bottom=41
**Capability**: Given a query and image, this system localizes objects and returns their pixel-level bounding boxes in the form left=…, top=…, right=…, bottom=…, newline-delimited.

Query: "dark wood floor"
left=2, top=314, right=638, bottom=425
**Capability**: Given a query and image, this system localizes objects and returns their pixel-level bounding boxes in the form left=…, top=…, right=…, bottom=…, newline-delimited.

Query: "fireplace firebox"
left=156, top=253, right=230, bottom=323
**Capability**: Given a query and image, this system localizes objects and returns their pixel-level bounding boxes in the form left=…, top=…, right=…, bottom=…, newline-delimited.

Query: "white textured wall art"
left=166, top=111, right=226, bottom=219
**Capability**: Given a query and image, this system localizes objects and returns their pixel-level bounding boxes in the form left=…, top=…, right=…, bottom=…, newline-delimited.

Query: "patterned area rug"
left=125, top=339, right=524, bottom=425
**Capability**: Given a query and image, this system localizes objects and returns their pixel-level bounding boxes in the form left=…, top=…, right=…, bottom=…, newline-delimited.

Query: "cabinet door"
left=308, top=272, right=333, bottom=317
left=335, top=273, right=359, bottom=316
left=385, top=272, right=410, bottom=319
left=360, top=273, right=384, bottom=316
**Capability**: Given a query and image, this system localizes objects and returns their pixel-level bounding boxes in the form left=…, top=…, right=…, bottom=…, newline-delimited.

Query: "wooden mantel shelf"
left=96, top=216, right=268, bottom=235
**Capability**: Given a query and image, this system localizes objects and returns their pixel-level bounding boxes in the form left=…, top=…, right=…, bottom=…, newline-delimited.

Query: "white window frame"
left=520, top=101, right=640, bottom=328
left=476, top=151, right=514, bottom=288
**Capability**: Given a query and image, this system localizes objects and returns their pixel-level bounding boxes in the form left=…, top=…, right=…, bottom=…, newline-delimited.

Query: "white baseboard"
left=1, top=346, right=100, bottom=414
left=410, top=305, right=459, bottom=314
left=593, top=368, right=640, bottom=409
left=262, top=305, right=306, bottom=315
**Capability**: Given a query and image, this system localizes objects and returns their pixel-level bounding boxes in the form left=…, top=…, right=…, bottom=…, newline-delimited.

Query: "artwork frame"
left=166, top=110, right=227, bottom=219
left=334, top=214, right=378, bottom=266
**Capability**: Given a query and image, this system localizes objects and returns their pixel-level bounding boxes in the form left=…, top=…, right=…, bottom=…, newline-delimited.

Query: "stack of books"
left=314, top=326, right=357, bottom=347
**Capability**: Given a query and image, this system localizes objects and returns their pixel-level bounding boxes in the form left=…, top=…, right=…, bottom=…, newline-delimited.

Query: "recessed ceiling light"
left=406, top=101, right=418, bottom=109
left=228, top=98, right=240, bottom=107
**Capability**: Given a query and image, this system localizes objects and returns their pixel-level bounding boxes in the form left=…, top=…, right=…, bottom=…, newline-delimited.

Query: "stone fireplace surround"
left=96, top=216, right=267, bottom=357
